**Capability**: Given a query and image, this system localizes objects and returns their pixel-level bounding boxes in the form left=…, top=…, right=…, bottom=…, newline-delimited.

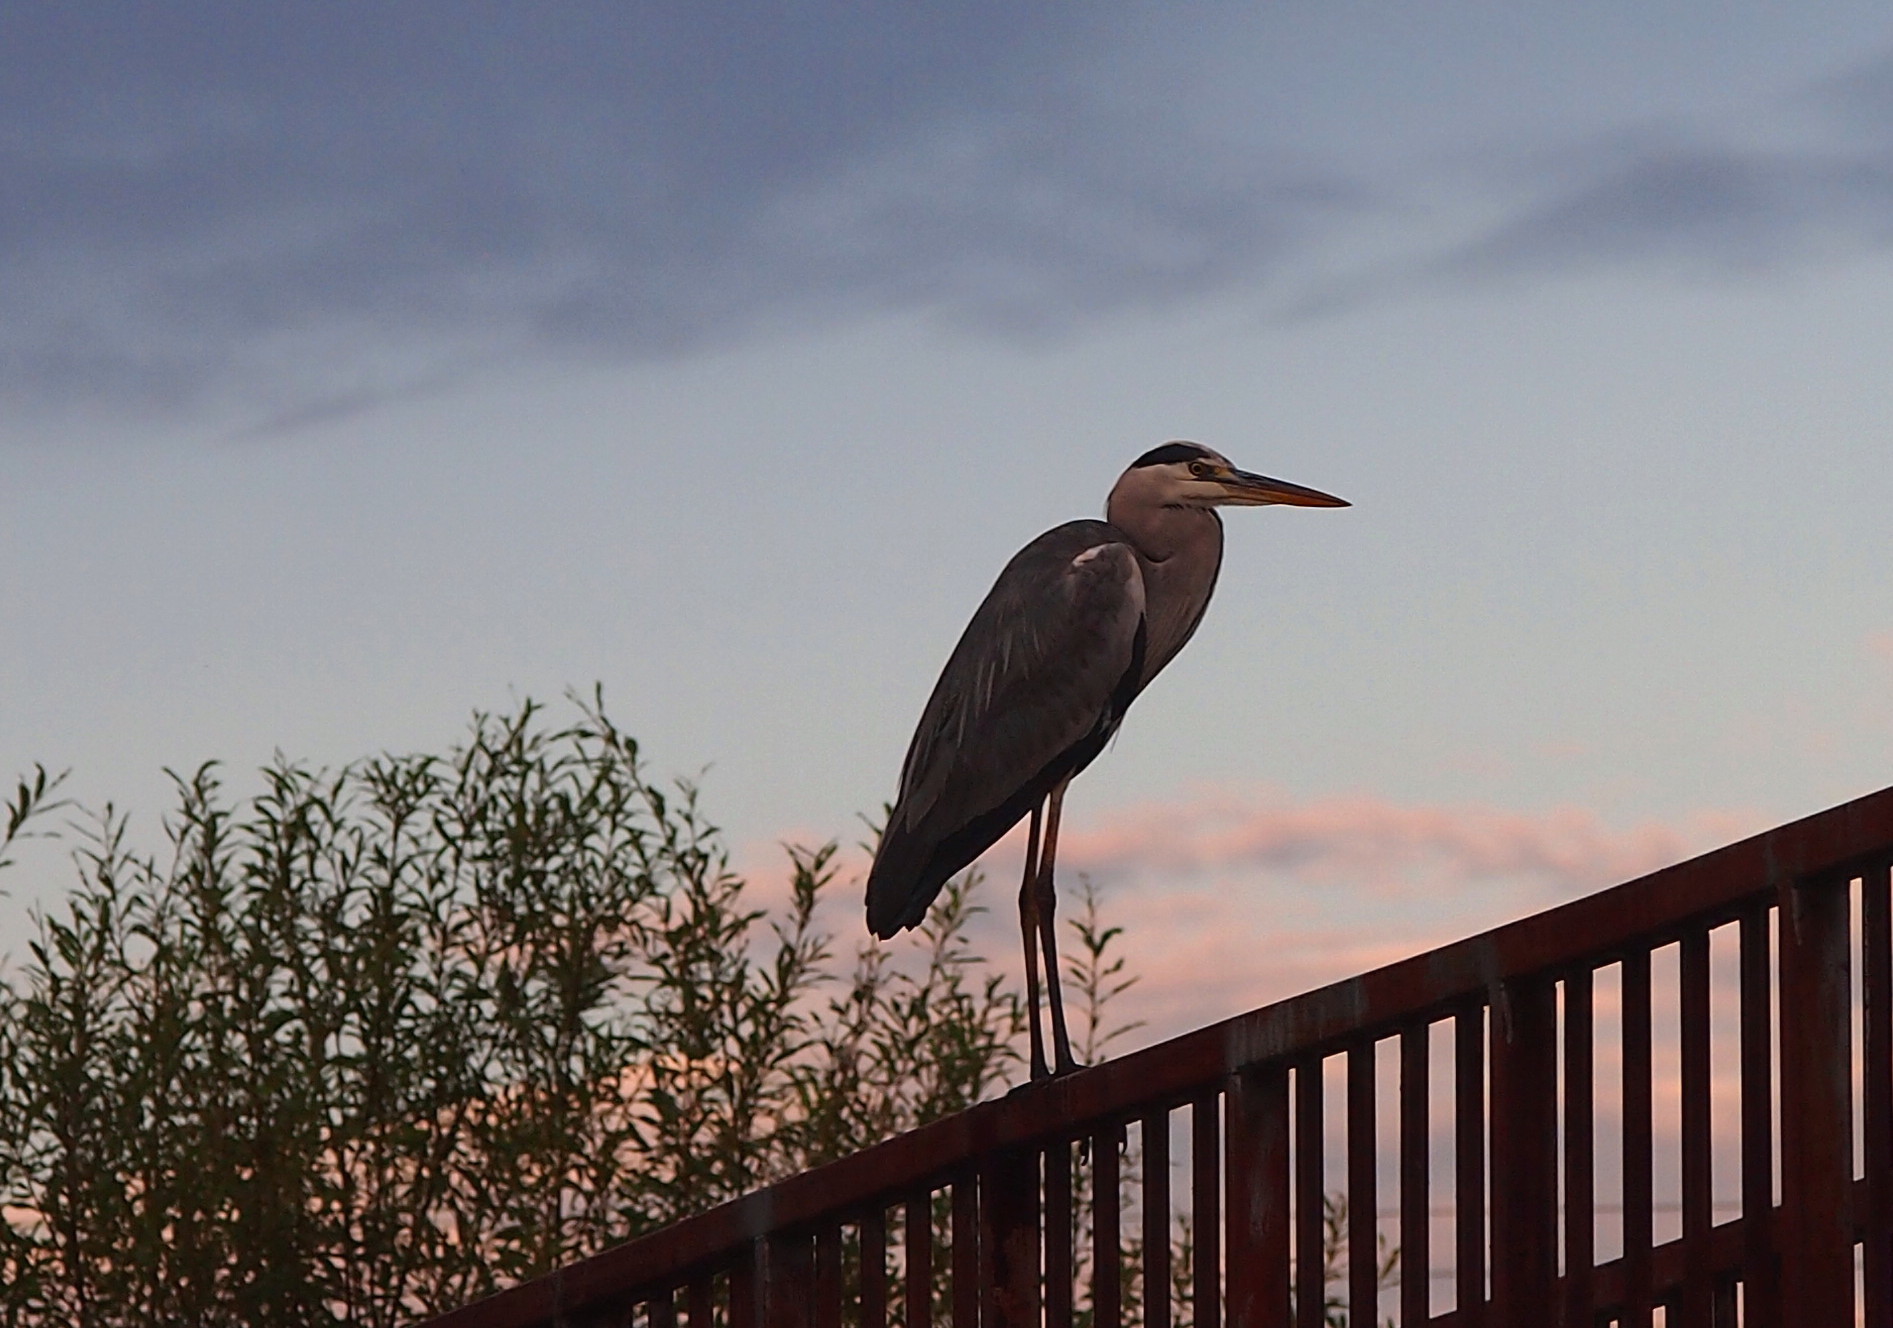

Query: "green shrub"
left=0, top=695, right=1051, bottom=1326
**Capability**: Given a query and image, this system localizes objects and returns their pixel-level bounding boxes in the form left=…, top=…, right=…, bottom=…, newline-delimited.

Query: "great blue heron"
left=866, top=442, right=1348, bottom=1080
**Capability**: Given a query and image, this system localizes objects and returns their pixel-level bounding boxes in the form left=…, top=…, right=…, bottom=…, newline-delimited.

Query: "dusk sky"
left=5, top=3, right=1893, bottom=1037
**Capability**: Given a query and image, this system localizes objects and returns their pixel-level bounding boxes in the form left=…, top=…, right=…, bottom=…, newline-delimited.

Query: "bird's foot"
left=1007, top=1053, right=1052, bottom=1093
left=1008, top=1056, right=1086, bottom=1094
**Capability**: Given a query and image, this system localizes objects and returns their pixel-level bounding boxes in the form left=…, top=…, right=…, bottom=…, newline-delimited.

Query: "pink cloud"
left=1057, top=787, right=1759, bottom=899
left=1034, top=788, right=1760, bottom=1041
left=741, top=787, right=1766, bottom=1048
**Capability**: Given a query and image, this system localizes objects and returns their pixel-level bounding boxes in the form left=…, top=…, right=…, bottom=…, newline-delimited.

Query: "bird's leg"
left=1018, top=800, right=1050, bottom=1081
left=1035, top=777, right=1081, bottom=1077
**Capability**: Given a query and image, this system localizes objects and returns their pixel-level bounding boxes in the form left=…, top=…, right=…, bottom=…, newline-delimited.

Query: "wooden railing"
left=420, top=784, right=1893, bottom=1328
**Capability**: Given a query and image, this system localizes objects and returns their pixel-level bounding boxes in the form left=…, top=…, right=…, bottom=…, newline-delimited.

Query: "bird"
left=866, top=441, right=1348, bottom=1081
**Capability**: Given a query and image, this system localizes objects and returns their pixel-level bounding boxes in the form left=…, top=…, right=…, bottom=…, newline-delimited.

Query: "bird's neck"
left=1106, top=497, right=1217, bottom=563
left=1105, top=497, right=1224, bottom=685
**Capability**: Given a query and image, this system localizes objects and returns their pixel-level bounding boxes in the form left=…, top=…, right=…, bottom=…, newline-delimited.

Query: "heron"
left=865, top=442, right=1348, bottom=1081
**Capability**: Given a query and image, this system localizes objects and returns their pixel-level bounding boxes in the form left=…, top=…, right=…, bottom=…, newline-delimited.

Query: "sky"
left=5, top=2, right=1893, bottom=1045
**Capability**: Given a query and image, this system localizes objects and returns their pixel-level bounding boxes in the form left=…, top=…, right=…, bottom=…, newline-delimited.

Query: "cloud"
left=0, top=4, right=1367, bottom=424
left=1038, top=787, right=1762, bottom=1040
left=1437, top=139, right=1893, bottom=281
left=1287, top=44, right=1893, bottom=320
left=767, top=786, right=1762, bottom=1045
left=1057, top=785, right=1755, bottom=897
left=18, top=7, right=1892, bottom=429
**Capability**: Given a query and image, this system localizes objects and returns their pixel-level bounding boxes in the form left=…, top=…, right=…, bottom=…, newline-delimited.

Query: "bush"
left=0, top=694, right=1069, bottom=1327
left=0, top=694, right=1382, bottom=1328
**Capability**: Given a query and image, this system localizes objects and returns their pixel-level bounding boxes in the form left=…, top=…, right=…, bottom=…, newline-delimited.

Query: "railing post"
left=1346, top=1041, right=1378, bottom=1326
left=953, top=1172, right=980, bottom=1328
left=1561, top=968, right=1595, bottom=1328
left=1454, top=1008, right=1485, bottom=1328
left=1192, top=1092, right=1222, bottom=1328
left=982, top=1146, right=1040, bottom=1328
left=1489, top=974, right=1558, bottom=1321
left=1225, top=1063, right=1291, bottom=1328
left=731, top=1239, right=761, bottom=1328
left=764, top=1231, right=814, bottom=1328
left=1046, top=1142, right=1074, bottom=1328
left=860, top=1206, right=888, bottom=1328
left=1622, top=948, right=1654, bottom=1328
left=1399, top=1025, right=1432, bottom=1328
left=1295, top=1057, right=1326, bottom=1328
left=1679, top=928, right=1714, bottom=1328
left=1738, top=902, right=1777, bottom=1328
left=1864, top=860, right=1893, bottom=1326
left=1777, top=870, right=1856, bottom=1327
left=1092, top=1124, right=1123, bottom=1328
left=1143, top=1110, right=1172, bottom=1328
left=814, top=1227, right=843, bottom=1328
left=905, top=1190, right=934, bottom=1328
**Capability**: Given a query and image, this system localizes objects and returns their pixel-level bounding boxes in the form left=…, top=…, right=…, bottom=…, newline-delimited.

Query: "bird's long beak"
left=1218, top=468, right=1350, bottom=508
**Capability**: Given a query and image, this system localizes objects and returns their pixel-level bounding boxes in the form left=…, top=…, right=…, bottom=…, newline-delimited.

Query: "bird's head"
left=1110, top=441, right=1349, bottom=512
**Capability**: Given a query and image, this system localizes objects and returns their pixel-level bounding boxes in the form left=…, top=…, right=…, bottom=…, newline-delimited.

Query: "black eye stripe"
left=1131, top=441, right=1214, bottom=469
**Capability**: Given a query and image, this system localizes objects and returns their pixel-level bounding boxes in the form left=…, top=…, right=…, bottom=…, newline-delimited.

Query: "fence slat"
left=1622, top=947, right=1654, bottom=1328
left=1295, top=1059, right=1325, bottom=1328
left=687, top=1281, right=714, bottom=1328
left=1347, top=1041, right=1377, bottom=1325
left=1400, top=1024, right=1431, bottom=1328
left=1776, top=870, right=1856, bottom=1326
left=1455, top=1008, right=1485, bottom=1328
left=765, top=1232, right=813, bottom=1328
left=1563, top=967, right=1596, bottom=1328
left=861, top=1207, right=887, bottom=1328
left=983, top=1147, right=1040, bottom=1328
left=814, top=1227, right=841, bottom=1328
left=731, top=1244, right=759, bottom=1328
left=650, top=1290, right=678, bottom=1328
left=1144, top=1111, right=1172, bottom=1328
left=1492, top=975, right=1558, bottom=1320
left=1680, top=927, right=1714, bottom=1327
left=1864, top=860, right=1893, bottom=1328
left=1739, top=903, right=1777, bottom=1328
left=1047, top=1139, right=1074, bottom=1328
left=1193, top=1091, right=1222, bottom=1328
left=953, top=1171, right=978, bottom=1328
left=1094, top=1123, right=1123, bottom=1328
left=905, top=1190, right=933, bottom=1328
left=1226, top=1065, right=1290, bottom=1328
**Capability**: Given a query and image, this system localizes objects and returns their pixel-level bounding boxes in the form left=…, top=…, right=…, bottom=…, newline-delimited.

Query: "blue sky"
left=5, top=3, right=1893, bottom=1030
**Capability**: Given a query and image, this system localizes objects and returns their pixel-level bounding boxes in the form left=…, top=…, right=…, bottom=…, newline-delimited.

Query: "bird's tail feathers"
left=864, top=827, right=949, bottom=939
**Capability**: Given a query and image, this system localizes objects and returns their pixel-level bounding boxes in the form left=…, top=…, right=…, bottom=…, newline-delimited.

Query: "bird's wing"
left=868, top=520, right=1146, bottom=936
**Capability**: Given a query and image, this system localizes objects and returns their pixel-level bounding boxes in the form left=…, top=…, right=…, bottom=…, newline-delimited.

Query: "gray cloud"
left=22, top=7, right=1886, bottom=432
left=1292, top=47, right=1893, bottom=316
left=0, top=3, right=1367, bottom=426
left=1441, top=139, right=1893, bottom=280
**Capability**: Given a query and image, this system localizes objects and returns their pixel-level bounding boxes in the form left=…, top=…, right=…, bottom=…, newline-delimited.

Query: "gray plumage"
left=865, top=441, right=1346, bottom=1079
left=866, top=520, right=1148, bottom=937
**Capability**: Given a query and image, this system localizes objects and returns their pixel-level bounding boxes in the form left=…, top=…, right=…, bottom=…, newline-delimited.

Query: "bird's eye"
left=1188, top=461, right=1211, bottom=478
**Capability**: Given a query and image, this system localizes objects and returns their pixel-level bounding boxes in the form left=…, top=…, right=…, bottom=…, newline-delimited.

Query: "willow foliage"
left=0, top=695, right=1090, bottom=1327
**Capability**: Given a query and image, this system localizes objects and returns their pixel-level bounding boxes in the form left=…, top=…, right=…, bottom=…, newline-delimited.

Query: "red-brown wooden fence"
left=419, top=783, right=1893, bottom=1328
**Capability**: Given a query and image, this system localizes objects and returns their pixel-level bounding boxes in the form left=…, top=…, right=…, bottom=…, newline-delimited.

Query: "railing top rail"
left=420, top=780, right=1893, bottom=1328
